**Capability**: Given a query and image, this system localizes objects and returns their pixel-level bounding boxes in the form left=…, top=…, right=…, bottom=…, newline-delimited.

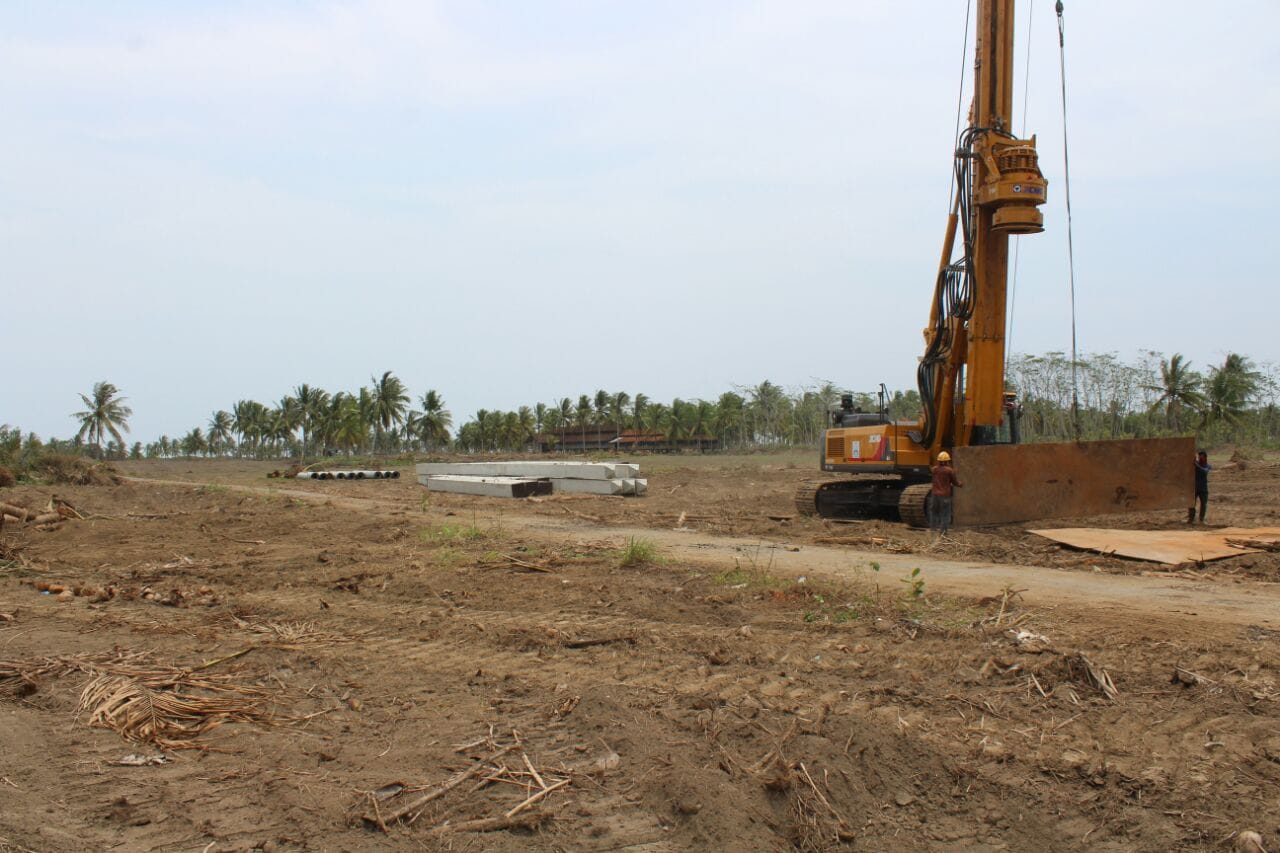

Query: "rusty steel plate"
left=951, top=437, right=1195, bottom=527
left=1030, top=526, right=1280, bottom=565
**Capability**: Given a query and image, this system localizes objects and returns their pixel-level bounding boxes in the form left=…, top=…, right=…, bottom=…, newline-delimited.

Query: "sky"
left=3, top=1, right=1278, bottom=442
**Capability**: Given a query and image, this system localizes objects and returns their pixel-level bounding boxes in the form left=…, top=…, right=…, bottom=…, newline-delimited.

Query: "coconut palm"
left=72, top=381, right=132, bottom=458
left=181, top=427, right=207, bottom=458
left=631, top=393, right=649, bottom=431
left=208, top=410, right=234, bottom=456
left=418, top=390, right=452, bottom=450
left=609, top=392, right=631, bottom=430
left=516, top=406, right=536, bottom=449
left=329, top=393, right=367, bottom=455
left=370, top=371, right=410, bottom=453
left=1146, top=353, right=1206, bottom=432
left=292, top=384, right=330, bottom=458
left=1205, top=353, right=1261, bottom=426
left=714, top=391, right=746, bottom=448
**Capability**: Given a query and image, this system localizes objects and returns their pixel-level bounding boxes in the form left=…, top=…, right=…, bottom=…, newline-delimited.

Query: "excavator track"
left=793, top=480, right=824, bottom=517
left=794, top=477, right=913, bottom=521
left=898, top=483, right=932, bottom=529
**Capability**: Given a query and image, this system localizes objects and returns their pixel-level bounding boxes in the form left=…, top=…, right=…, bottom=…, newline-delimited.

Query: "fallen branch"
left=499, top=554, right=557, bottom=574
left=367, top=744, right=515, bottom=829
left=429, top=812, right=550, bottom=835
left=564, top=636, right=635, bottom=650
left=0, top=504, right=35, bottom=523
left=556, top=505, right=602, bottom=523
left=198, top=523, right=266, bottom=546
left=505, top=777, right=570, bottom=818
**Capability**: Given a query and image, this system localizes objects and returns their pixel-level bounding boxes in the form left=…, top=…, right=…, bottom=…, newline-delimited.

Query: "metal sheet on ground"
left=952, top=437, right=1195, bottom=526
left=1030, top=526, right=1280, bottom=564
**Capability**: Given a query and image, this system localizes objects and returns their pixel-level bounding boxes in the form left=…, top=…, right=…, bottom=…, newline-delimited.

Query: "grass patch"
left=618, top=537, right=659, bottom=568
left=714, top=543, right=788, bottom=590
left=419, top=522, right=487, bottom=544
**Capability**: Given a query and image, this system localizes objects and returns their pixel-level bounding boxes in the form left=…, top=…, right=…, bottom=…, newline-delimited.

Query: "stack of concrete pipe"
left=296, top=470, right=402, bottom=480
left=416, top=461, right=646, bottom=498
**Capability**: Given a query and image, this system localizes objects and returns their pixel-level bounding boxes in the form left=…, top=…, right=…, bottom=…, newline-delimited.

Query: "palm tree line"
left=3, top=351, right=1275, bottom=467
left=146, top=372, right=452, bottom=459
left=153, top=352, right=1279, bottom=456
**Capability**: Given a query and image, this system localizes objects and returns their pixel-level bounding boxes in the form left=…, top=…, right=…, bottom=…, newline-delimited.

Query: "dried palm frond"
left=231, top=616, right=341, bottom=646
left=78, top=673, right=270, bottom=748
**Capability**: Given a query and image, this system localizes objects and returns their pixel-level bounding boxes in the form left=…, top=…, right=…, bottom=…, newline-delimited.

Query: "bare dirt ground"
left=1, top=453, right=1278, bottom=851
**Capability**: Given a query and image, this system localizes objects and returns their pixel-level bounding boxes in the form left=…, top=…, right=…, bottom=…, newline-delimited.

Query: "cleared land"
left=1, top=453, right=1277, bottom=851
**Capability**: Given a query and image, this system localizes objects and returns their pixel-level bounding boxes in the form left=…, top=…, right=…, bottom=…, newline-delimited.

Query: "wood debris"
left=361, top=731, right=569, bottom=833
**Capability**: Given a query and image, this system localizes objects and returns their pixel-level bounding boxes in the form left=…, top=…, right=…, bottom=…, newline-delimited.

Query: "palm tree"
left=329, top=393, right=367, bottom=455
left=1205, top=353, right=1261, bottom=426
left=1146, top=353, right=1206, bottom=432
left=631, top=393, right=649, bottom=431
left=181, top=427, right=207, bottom=458
left=555, top=398, right=574, bottom=431
left=73, top=381, right=132, bottom=458
left=609, top=392, right=631, bottom=431
left=714, top=391, right=746, bottom=448
left=516, top=406, right=536, bottom=449
left=370, top=371, right=410, bottom=453
left=418, top=390, right=452, bottom=450
left=208, top=410, right=234, bottom=456
left=292, top=384, right=329, bottom=458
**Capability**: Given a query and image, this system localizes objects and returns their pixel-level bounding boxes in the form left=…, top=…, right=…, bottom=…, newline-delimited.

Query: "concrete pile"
left=416, top=461, right=646, bottom=498
left=295, top=470, right=401, bottom=480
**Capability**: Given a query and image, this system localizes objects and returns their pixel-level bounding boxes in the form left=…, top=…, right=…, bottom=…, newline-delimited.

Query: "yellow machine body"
left=802, top=0, right=1192, bottom=526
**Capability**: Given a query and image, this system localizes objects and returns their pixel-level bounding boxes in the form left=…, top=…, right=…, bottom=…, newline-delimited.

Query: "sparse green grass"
left=618, top=537, right=660, bottom=568
left=717, top=564, right=783, bottom=588
left=419, top=522, right=487, bottom=544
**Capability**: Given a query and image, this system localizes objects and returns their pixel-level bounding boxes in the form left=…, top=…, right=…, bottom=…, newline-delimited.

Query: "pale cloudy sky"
left=3, top=1, right=1278, bottom=441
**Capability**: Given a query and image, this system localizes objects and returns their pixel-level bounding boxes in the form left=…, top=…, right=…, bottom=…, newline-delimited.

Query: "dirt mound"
left=1231, top=449, right=1252, bottom=470
left=0, top=466, right=14, bottom=488
left=30, top=454, right=122, bottom=486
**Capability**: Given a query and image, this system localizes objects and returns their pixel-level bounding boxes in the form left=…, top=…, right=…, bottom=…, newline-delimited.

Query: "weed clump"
left=619, top=537, right=659, bottom=567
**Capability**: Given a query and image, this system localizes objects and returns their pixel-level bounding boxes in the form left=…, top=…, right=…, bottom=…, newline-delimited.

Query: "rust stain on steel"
left=1030, top=526, right=1280, bottom=565
left=951, top=437, right=1195, bottom=527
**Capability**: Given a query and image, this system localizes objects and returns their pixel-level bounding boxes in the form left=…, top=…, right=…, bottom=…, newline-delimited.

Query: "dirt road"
left=134, top=475, right=1280, bottom=633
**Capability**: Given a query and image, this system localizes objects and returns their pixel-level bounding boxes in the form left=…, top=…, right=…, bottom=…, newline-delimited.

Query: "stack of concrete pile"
left=416, top=461, right=646, bottom=498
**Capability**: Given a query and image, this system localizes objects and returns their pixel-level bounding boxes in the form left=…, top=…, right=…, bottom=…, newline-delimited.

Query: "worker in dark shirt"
left=1188, top=450, right=1211, bottom=524
left=928, top=451, right=963, bottom=536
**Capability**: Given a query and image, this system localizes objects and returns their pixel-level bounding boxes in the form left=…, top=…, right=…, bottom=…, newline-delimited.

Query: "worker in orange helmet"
left=928, top=451, right=963, bottom=537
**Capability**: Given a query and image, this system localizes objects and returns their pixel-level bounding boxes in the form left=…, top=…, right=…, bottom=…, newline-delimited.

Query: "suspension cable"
left=1056, top=0, right=1081, bottom=439
left=1007, top=0, right=1035, bottom=375
left=948, top=0, right=974, bottom=210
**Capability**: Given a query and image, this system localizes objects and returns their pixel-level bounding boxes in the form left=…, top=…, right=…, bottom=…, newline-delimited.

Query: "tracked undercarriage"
left=794, top=476, right=933, bottom=526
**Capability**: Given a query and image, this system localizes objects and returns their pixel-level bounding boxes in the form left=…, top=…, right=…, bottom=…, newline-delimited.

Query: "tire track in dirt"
left=127, top=476, right=1280, bottom=634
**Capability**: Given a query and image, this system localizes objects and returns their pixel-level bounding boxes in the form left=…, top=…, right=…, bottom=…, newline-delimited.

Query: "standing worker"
left=929, top=451, right=963, bottom=537
left=1188, top=450, right=1211, bottom=524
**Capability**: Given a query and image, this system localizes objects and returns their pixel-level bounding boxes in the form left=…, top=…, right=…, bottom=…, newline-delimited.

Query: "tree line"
left=2, top=351, right=1277, bottom=468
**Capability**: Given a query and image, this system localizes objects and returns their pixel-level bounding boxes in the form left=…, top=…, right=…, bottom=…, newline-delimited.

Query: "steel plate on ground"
left=952, top=437, right=1195, bottom=526
left=1029, top=526, right=1280, bottom=564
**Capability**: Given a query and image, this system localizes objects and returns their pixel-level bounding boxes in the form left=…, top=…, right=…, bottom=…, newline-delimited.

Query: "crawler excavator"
left=796, top=0, right=1191, bottom=527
